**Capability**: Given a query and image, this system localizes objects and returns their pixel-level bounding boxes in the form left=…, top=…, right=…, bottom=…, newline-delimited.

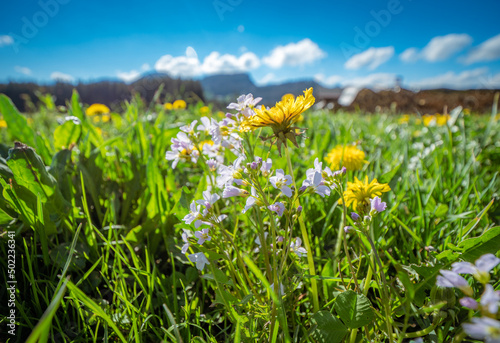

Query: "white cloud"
left=344, top=47, right=394, bottom=70
left=258, top=73, right=276, bottom=85
left=409, top=68, right=500, bottom=89
left=155, top=47, right=202, bottom=78
left=399, top=48, right=419, bottom=62
left=155, top=46, right=260, bottom=77
left=401, top=34, right=472, bottom=63
left=186, top=46, right=198, bottom=59
left=51, top=71, right=74, bottom=82
left=421, top=34, right=472, bottom=62
left=14, top=66, right=32, bottom=75
left=141, top=63, right=151, bottom=71
left=0, top=35, right=13, bottom=47
left=463, top=34, right=500, bottom=64
left=314, top=73, right=343, bottom=86
left=262, top=38, right=326, bottom=69
left=202, top=51, right=260, bottom=74
left=117, top=70, right=141, bottom=83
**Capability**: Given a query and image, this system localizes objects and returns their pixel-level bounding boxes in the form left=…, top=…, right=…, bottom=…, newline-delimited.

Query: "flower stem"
left=284, top=145, right=319, bottom=313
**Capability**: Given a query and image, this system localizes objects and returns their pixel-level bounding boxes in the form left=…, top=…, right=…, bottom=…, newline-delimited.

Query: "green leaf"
left=200, top=268, right=234, bottom=286
left=69, top=90, right=85, bottom=121
left=7, top=143, right=57, bottom=202
left=54, top=119, right=82, bottom=150
left=213, top=289, right=239, bottom=306
left=379, top=163, right=401, bottom=184
left=310, top=311, right=348, bottom=343
left=459, top=226, right=500, bottom=262
left=0, top=207, right=13, bottom=225
left=334, top=290, right=375, bottom=329
left=66, top=281, right=127, bottom=342
left=5, top=143, right=71, bottom=233
left=435, top=203, right=449, bottom=218
left=0, top=94, right=35, bottom=146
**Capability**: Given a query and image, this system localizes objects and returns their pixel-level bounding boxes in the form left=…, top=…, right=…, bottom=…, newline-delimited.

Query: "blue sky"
left=1, top=0, right=500, bottom=89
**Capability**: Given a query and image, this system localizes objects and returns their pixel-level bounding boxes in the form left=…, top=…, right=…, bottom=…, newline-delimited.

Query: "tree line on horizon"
left=0, top=75, right=205, bottom=112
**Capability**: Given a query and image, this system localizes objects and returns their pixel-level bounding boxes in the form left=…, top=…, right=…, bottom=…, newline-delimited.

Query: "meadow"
left=0, top=88, right=499, bottom=343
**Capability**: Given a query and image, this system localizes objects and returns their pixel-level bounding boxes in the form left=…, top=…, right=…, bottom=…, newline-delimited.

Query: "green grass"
left=0, top=90, right=499, bottom=342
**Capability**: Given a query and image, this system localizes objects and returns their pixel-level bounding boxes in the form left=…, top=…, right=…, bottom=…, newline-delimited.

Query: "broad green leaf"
left=69, top=90, right=85, bottom=121
left=0, top=207, right=13, bottom=225
left=310, top=311, right=348, bottom=343
left=459, top=226, right=500, bottom=262
left=213, top=289, right=239, bottom=306
left=5, top=143, right=71, bottom=233
left=334, top=290, right=375, bottom=329
left=200, top=268, right=234, bottom=286
left=54, top=119, right=82, bottom=150
left=435, top=203, right=449, bottom=218
left=379, top=163, right=401, bottom=184
left=0, top=94, right=35, bottom=146
left=7, top=143, right=57, bottom=202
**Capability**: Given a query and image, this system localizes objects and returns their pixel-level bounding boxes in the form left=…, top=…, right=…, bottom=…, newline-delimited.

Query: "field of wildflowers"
left=0, top=88, right=499, bottom=342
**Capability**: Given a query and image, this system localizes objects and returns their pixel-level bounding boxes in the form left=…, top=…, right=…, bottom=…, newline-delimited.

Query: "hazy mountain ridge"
left=200, top=73, right=342, bottom=104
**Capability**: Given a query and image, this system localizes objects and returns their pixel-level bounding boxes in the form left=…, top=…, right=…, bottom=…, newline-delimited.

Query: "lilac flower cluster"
left=165, top=113, right=244, bottom=169
left=436, top=253, right=500, bottom=341
left=181, top=189, right=228, bottom=270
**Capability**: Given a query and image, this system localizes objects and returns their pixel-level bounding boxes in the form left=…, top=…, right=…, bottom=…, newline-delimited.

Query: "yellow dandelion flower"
left=240, top=88, right=315, bottom=154
left=173, top=99, right=187, bottom=110
left=86, top=103, right=110, bottom=116
left=164, top=103, right=173, bottom=110
left=422, top=113, right=450, bottom=127
left=281, top=93, right=295, bottom=102
left=463, top=108, right=471, bottom=115
left=101, top=114, right=111, bottom=123
left=0, top=119, right=7, bottom=128
left=92, top=116, right=101, bottom=123
left=435, top=114, right=450, bottom=126
left=216, top=111, right=225, bottom=118
left=200, top=106, right=210, bottom=115
left=326, top=145, right=367, bottom=171
left=422, top=114, right=434, bottom=126
left=398, top=114, right=410, bottom=124
left=340, top=176, right=391, bottom=214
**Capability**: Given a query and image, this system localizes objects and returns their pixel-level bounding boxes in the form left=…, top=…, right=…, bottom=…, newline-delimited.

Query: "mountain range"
left=199, top=73, right=342, bottom=104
